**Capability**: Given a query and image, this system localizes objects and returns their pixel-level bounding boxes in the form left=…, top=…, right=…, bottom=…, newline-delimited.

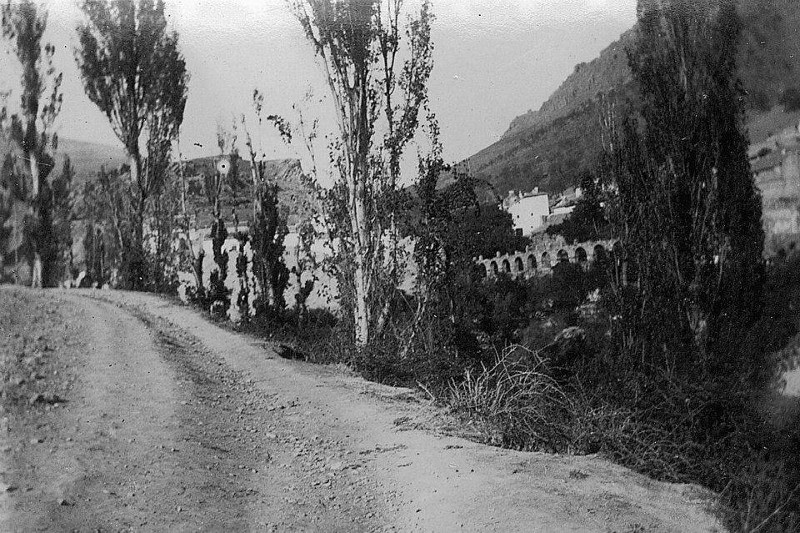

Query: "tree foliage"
left=75, top=166, right=128, bottom=285
left=242, top=95, right=290, bottom=317
left=51, top=156, right=75, bottom=281
left=605, top=0, right=765, bottom=378
left=1, top=0, right=64, bottom=286
left=76, top=0, right=186, bottom=185
left=586, top=3, right=800, bottom=518
left=545, top=171, right=611, bottom=245
left=76, top=0, right=188, bottom=289
left=292, top=0, right=434, bottom=348
left=779, top=86, right=800, bottom=113
left=76, top=162, right=185, bottom=292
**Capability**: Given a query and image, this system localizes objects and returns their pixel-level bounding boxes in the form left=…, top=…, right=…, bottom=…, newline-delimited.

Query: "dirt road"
left=0, top=287, right=723, bottom=532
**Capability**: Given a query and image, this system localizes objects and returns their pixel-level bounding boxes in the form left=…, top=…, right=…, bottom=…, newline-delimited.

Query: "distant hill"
left=55, top=138, right=128, bottom=182
left=0, top=136, right=128, bottom=184
left=465, top=0, right=800, bottom=197
left=1, top=136, right=312, bottom=227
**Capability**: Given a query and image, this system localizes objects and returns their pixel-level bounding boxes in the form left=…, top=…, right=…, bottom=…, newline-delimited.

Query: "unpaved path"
left=1, top=287, right=724, bottom=532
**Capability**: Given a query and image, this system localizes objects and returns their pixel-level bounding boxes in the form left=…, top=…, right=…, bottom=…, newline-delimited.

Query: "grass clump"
left=449, top=345, right=570, bottom=451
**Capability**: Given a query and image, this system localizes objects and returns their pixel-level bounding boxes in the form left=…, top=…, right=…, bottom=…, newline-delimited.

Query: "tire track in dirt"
left=81, top=289, right=724, bottom=533
left=3, top=287, right=726, bottom=532
left=2, top=289, right=256, bottom=530
left=2, top=288, right=385, bottom=531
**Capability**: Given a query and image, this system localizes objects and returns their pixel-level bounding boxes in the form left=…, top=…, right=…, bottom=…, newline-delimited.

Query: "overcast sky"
left=3, top=0, right=636, bottom=166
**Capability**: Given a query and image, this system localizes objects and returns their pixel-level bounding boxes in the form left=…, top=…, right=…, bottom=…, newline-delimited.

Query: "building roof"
left=546, top=212, right=569, bottom=226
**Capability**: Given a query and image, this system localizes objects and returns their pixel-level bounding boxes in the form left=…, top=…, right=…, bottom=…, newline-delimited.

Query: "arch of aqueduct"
left=476, top=236, right=617, bottom=279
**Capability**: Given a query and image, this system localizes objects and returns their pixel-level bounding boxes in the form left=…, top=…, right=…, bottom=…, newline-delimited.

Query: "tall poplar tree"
left=75, top=0, right=188, bottom=289
left=1, top=0, right=63, bottom=286
left=291, top=0, right=434, bottom=349
left=611, top=0, right=764, bottom=377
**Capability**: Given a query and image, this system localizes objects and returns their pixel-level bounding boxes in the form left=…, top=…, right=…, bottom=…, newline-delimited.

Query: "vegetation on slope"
left=467, top=0, right=800, bottom=197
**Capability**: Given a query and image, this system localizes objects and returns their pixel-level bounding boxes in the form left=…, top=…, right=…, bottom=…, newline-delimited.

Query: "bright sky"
left=3, top=0, right=636, bottom=167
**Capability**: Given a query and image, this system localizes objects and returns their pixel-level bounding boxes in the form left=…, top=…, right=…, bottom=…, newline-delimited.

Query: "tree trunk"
left=351, top=171, right=371, bottom=348
left=129, top=153, right=147, bottom=290
left=29, top=152, right=43, bottom=288
left=353, top=252, right=370, bottom=347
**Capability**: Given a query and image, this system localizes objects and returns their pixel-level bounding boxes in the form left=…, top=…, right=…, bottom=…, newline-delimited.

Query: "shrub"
left=449, top=345, right=572, bottom=451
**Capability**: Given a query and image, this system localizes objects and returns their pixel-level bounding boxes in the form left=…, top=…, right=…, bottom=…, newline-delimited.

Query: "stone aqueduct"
left=476, top=237, right=617, bottom=279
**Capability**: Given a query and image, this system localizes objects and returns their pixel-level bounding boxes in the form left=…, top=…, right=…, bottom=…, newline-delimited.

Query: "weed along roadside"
left=2, top=0, right=800, bottom=531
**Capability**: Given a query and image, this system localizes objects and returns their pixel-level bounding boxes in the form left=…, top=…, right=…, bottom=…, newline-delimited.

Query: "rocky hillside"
left=502, top=30, right=634, bottom=141
left=0, top=136, right=128, bottom=184
left=466, top=0, right=800, bottom=197
left=182, top=155, right=312, bottom=229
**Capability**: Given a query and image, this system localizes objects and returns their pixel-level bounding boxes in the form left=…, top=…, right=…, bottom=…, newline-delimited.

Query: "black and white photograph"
left=1, top=0, right=799, bottom=530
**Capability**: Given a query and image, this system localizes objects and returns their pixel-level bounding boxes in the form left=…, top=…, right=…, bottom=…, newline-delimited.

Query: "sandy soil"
left=0, top=287, right=724, bottom=532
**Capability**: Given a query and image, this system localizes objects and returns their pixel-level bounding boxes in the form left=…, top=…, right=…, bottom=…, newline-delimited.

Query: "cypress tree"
left=612, top=0, right=764, bottom=379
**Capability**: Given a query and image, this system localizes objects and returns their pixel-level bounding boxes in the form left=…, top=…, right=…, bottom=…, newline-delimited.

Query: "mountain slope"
left=466, top=0, right=800, bottom=197
left=0, top=136, right=128, bottom=184
left=54, top=138, right=129, bottom=182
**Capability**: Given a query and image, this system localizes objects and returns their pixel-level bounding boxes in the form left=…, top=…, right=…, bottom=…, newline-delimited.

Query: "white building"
left=502, top=188, right=550, bottom=236
left=749, top=118, right=800, bottom=256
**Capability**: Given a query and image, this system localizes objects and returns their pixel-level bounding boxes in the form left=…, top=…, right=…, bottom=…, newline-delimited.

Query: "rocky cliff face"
left=182, top=156, right=312, bottom=229
left=467, top=0, right=800, bottom=198
left=503, top=30, right=634, bottom=140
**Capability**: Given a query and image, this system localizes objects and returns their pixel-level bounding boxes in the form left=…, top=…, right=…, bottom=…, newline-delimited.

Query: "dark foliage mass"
left=545, top=171, right=612, bottom=244
left=779, top=86, right=800, bottom=112
left=614, top=0, right=765, bottom=379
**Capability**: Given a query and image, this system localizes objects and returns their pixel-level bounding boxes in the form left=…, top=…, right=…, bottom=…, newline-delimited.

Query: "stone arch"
left=593, top=244, right=607, bottom=262
left=502, top=259, right=511, bottom=273
left=557, top=249, right=569, bottom=264
left=575, top=247, right=588, bottom=264
left=479, top=263, right=488, bottom=278
left=527, top=254, right=537, bottom=270
left=541, top=252, right=551, bottom=269
left=515, top=256, right=524, bottom=272
left=491, top=261, right=499, bottom=274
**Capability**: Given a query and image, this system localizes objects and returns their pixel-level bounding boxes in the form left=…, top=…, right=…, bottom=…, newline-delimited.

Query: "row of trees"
left=0, top=0, right=769, bottom=384
left=538, top=2, right=799, bottom=529
left=545, top=0, right=766, bottom=387
left=0, top=0, right=289, bottom=309
left=0, top=0, right=189, bottom=290
left=1, top=0, right=794, bottom=527
left=290, top=0, right=767, bottom=374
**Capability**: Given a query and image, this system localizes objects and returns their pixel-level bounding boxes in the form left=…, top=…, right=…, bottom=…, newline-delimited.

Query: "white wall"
left=507, top=194, right=550, bottom=236
left=178, top=231, right=419, bottom=320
